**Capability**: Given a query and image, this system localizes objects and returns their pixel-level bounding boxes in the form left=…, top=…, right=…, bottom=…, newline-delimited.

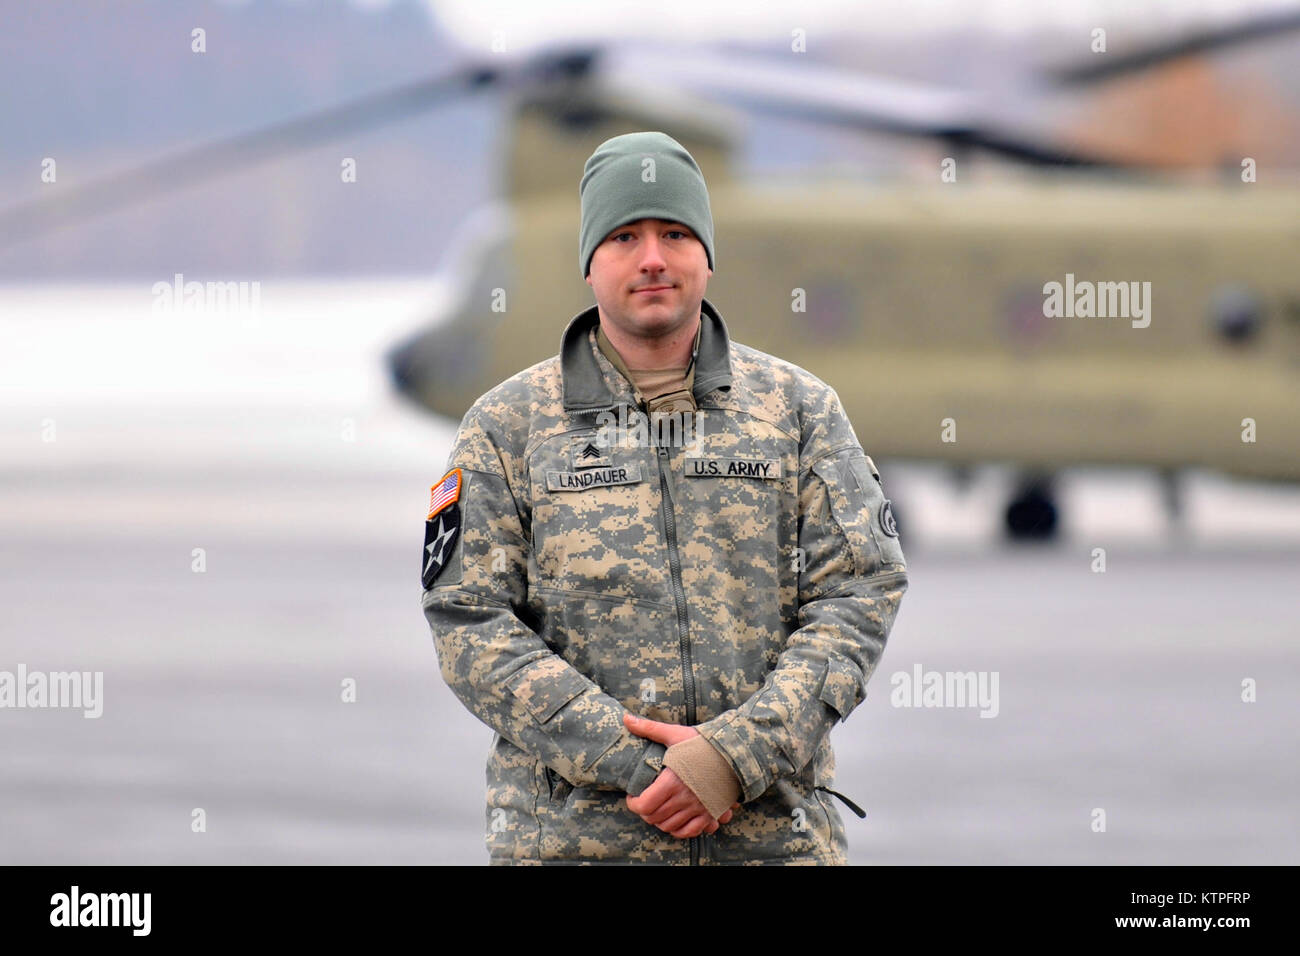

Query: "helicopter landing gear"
left=1004, top=474, right=1058, bottom=540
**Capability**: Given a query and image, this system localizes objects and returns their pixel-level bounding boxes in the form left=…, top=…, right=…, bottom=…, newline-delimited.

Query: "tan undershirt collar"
left=597, top=320, right=701, bottom=405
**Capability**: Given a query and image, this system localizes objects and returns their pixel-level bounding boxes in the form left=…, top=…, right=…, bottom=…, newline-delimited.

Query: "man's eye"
left=667, top=230, right=687, bottom=239
left=613, top=233, right=633, bottom=242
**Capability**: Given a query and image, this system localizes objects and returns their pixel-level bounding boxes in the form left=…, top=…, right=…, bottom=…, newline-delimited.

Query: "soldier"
left=421, top=130, right=908, bottom=865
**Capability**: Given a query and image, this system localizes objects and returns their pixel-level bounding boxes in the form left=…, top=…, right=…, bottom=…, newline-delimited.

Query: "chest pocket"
left=527, top=431, right=665, bottom=598
left=811, top=451, right=905, bottom=578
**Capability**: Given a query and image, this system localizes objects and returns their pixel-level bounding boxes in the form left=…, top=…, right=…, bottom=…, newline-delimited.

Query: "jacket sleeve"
left=692, top=388, right=908, bottom=804
left=421, top=402, right=665, bottom=796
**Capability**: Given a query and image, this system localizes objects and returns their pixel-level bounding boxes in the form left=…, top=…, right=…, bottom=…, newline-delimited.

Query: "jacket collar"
left=560, top=297, right=734, bottom=411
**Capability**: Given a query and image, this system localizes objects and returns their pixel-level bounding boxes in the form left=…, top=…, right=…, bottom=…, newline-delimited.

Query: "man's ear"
left=585, top=274, right=593, bottom=288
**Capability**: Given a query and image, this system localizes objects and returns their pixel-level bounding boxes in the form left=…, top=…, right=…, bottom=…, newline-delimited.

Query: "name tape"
left=546, top=464, right=644, bottom=491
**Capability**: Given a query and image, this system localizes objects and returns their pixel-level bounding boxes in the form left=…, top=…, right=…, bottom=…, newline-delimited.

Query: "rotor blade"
left=598, top=49, right=1129, bottom=168
left=936, top=128, right=1118, bottom=168
left=0, top=63, right=501, bottom=247
left=1047, top=7, right=1300, bottom=86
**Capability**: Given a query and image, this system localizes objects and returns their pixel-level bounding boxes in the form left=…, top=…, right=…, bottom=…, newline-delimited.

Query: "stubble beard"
left=611, top=290, right=701, bottom=345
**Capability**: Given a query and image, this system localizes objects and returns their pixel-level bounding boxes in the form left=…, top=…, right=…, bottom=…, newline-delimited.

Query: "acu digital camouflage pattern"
left=421, top=297, right=908, bottom=865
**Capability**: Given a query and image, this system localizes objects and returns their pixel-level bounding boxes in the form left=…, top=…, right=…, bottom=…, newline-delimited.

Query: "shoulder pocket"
left=818, top=654, right=866, bottom=723
left=504, top=656, right=591, bottom=724
left=810, top=451, right=906, bottom=578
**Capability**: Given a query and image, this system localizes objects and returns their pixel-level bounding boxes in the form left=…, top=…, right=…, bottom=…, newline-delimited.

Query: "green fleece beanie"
left=579, top=131, right=715, bottom=278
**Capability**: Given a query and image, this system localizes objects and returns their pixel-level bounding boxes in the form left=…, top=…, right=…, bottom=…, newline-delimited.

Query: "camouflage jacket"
left=421, top=297, right=908, bottom=865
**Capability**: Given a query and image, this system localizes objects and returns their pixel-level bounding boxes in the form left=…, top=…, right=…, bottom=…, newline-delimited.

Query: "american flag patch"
left=427, top=468, right=462, bottom=519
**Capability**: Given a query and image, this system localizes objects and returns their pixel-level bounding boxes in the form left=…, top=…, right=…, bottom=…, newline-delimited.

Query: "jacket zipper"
left=655, top=438, right=700, bottom=867
left=581, top=401, right=703, bottom=864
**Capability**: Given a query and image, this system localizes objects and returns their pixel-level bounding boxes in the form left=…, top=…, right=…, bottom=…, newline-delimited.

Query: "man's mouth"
left=634, top=285, right=673, bottom=294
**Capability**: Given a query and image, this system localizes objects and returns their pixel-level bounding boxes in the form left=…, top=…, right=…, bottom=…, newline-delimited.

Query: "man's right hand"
left=624, top=713, right=741, bottom=838
left=706, top=801, right=741, bottom=835
left=627, top=765, right=741, bottom=839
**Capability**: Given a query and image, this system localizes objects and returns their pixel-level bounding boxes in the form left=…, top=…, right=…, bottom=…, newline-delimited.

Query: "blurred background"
left=1, top=0, right=1297, bottom=864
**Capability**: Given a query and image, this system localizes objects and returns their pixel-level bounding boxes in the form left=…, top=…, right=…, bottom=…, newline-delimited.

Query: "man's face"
left=585, top=218, right=711, bottom=342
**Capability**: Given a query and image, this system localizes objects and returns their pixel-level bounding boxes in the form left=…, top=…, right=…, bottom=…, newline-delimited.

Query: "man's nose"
left=638, top=233, right=667, bottom=271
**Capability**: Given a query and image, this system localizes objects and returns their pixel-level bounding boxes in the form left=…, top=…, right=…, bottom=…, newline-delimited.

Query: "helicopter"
left=381, top=18, right=1300, bottom=539
left=5, top=5, right=1299, bottom=539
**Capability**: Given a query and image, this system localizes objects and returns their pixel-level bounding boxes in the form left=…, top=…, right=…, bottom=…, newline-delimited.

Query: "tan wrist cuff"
left=663, top=735, right=742, bottom=819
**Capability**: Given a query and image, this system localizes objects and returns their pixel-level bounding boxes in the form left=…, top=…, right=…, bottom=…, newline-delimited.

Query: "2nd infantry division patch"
left=422, top=468, right=462, bottom=588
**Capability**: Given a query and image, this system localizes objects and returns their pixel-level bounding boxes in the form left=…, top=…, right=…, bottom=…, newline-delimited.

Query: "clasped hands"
left=622, top=712, right=740, bottom=840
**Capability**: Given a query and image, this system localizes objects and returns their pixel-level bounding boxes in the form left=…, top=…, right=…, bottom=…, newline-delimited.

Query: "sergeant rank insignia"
left=422, top=468, right=462, bottom=588
left=570, top=435, right=612, bottom=469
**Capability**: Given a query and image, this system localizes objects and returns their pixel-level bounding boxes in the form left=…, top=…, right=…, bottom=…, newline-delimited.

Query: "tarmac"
left=2, top=282, right=1296, bottom=865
